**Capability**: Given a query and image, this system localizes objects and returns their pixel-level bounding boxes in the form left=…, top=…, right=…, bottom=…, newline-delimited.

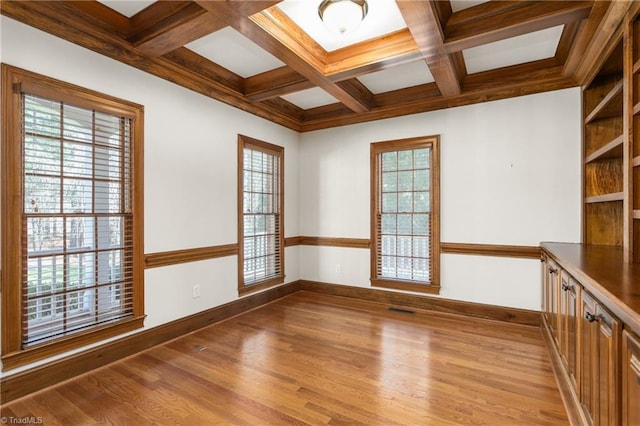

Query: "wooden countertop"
left=541, top=242, right=640, bottom=336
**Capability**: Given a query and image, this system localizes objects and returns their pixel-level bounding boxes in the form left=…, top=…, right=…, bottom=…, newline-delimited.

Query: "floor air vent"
left=193, top=345, right=207, bottom=351
left=388, top=307, right=415, bottom=315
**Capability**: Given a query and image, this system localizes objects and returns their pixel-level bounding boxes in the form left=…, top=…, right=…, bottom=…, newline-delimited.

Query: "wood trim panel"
left=440, top=242, right=542, bottom=259
left=0, top=281, right=301, bottom=404
left=284, top=236, right=303, bottom=247
left=299, top=236, right=370, bottom=249
left=286, top=237, right=541, bottom=259
left=300, top=280, right=541, bottom=327
left=145, top=244, right=239, bottom=268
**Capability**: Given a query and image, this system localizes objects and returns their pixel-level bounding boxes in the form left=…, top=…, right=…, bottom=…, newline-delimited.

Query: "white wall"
left=0, top=17, right=300, bottom=373
left=299, top=88, right=582, bottom=310
left=0, top=15, right=583, bottom=375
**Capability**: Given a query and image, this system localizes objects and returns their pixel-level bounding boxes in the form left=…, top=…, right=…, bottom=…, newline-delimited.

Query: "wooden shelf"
left=634, top=156, right=640, bottom=168
left=585, top=80, right=623, bottom=124
left=634, top=58, right=640, bottom=74
left=635, top=102, right=640, bottom=116
left=585, top=192, right=624, bottom=204
left=634, top=210, right=640, bottom=220
left=585, top=134, right=624, bottom=163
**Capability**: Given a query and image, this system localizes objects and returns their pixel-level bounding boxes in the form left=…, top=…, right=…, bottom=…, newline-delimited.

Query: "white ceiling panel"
left=97, top=0, right=155, bottom=18
left=186, top=27, right=285, bottom=78
left=463, top=25, right=564, bottom=74
left=450, top=0, right=491, bottom=13
left=277, top=0, right=407, bottom=52
left=281, top=87, right=338, bottom=110
left=357, top=60, right=435, bottom=94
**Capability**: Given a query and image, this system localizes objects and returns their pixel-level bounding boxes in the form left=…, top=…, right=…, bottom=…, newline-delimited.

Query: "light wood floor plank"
left=1, top=291, right=568, bottom=425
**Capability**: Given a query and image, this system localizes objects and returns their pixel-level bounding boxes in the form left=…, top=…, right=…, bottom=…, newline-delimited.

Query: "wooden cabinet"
left=541, top=244, right=637, bottom=426
left=622, top=330, right=640, bottom=425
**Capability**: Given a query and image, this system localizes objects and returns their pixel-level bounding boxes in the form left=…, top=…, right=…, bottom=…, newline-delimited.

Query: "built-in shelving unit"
left=633, top=15, right=640, bottom=262
left=583, top=40, right=624, bottom=247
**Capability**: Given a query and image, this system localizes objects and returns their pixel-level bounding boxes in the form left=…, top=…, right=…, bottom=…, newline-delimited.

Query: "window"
left=238, top=135, right=284, bottom=295
left=370, top=136, right=440, bottom=294
left=1, top=65, right=144, bottom=369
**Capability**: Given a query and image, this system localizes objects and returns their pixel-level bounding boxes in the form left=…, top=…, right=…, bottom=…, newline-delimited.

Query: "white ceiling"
left=463, top=25, right=564, bottom=74
left=186, top=27, right=285, bottom=78
left=281, top=87, right=338, bottom=109
left=357, top=60, right=435, bottom=94
left=276, top=0, right=407, bottom=52
left=449, top=0, right=491, bottom=13
left=97, top=0, right=155, bottom=17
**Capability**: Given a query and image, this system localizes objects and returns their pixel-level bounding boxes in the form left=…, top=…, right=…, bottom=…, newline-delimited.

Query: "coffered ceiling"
left=1, top=1, right=632, bottom=132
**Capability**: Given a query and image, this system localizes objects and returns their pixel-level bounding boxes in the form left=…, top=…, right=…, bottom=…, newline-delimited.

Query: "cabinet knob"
left=585, top=312, right=598, bottom=323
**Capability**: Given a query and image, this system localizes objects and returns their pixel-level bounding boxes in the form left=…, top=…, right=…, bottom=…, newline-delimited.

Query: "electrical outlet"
left=192, top=284, right=201, bottom=298
left=335, top=264, right=342, bottom=273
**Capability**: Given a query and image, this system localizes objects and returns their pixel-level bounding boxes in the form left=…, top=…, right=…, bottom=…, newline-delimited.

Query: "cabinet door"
left=566, top=277, right=581, bottom=392
left=559, top=270, right=574, bottom=368
left=580, top=291, right=598, bottom=425
left=595, top=304, right=620, bottom=426
left=548, top=262, right=560, bottom=347
left=622, top=331, right=640, bottom=426
left=541, top=256, right=548, bottom=318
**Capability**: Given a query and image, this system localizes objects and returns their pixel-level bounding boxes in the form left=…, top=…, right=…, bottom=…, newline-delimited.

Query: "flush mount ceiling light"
left=318, top=0, right=368, bottom=36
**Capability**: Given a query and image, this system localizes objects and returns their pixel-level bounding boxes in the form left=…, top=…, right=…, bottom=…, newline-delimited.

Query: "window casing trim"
left=1, top=64, right=145, bottom=370
left=237, top=135, right=285, bottom=296
left=370, top=136, right=440, bottom=295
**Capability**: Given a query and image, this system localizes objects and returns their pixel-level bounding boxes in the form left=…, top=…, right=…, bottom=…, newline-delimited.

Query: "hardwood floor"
left=1, top=292, right=568, bottom=425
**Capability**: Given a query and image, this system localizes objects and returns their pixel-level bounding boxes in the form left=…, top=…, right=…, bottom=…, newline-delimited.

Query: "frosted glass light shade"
left=318, top=0, right=368, bottom=35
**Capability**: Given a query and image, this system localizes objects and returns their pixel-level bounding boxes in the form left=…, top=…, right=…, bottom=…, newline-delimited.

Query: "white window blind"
left=241, top=144, right=282, bottom=285
left=376, top=147, right=432, bottom=282
left=22, top=93, right=135, bottom=346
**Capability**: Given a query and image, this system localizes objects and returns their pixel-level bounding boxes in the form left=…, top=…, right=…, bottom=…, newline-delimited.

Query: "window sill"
left=239, top=276, right=285, bottom=296
left=1, top=315, right=145, bottom=371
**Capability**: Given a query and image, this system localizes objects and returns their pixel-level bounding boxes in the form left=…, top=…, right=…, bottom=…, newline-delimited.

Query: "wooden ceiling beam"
left=245, top=30, right=423, bottom=102
left=197, top=3, right=373, bottom=112
left=323, top=29, right=421, bottom=78
left=129, top=2, right=227, bottom=57
left=572, top=0, right=637, bottom=86
left=301, top=58, right=577, bottom=132
left=444, top=1, right=594, bottom=53
left=554, top=20, right=582, bottom=64
left=244, top=66, right=313, bottom=102
left=130, top=1, right=281, bottom=57
left=396, top=0, right=461, bottom=97
left=562, top=0, right=611, bottom=79
left=0, top=0, right=302, bottom=131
